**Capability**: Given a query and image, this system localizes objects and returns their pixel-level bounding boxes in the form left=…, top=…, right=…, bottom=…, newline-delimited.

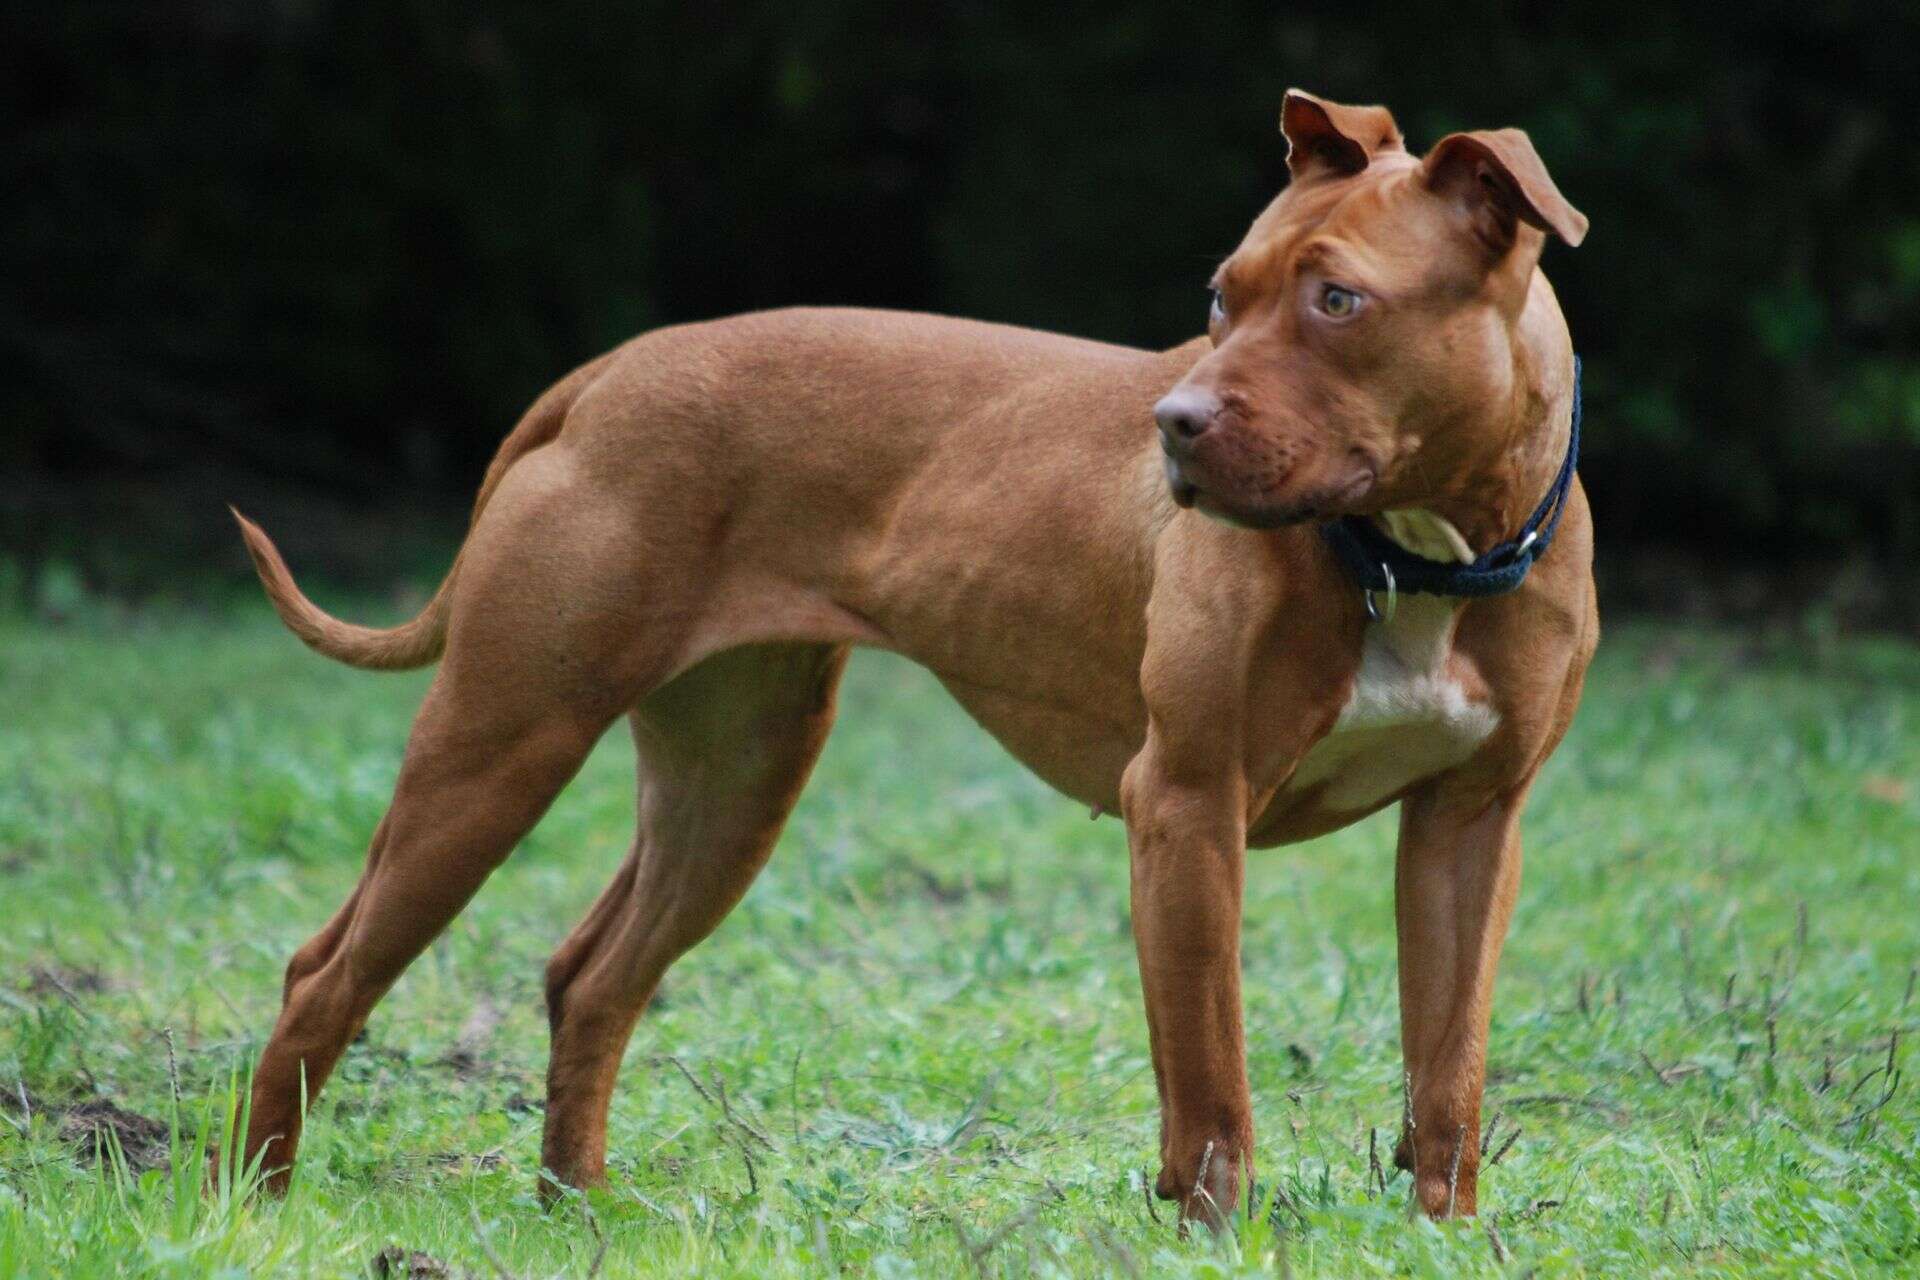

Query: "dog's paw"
left=1153, top=1141, right=1247, bottom=1227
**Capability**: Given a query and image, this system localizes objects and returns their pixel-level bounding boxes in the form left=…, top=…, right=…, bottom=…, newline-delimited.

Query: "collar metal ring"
left=1364, top=562, right=1397, bottom=624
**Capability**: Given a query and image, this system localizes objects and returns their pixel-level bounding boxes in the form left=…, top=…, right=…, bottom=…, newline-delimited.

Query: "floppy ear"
left=1280, top=89, right=1403, bottom=181
left=1421, top=128, right=1588, bottom=252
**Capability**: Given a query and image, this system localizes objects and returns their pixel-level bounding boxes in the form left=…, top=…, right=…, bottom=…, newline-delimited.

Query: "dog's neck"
left=1384, top=352, right=1575, bottom=561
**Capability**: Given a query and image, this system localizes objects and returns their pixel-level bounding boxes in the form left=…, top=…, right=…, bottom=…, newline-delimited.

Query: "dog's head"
left=1156, top=90, right=1587, bottom=529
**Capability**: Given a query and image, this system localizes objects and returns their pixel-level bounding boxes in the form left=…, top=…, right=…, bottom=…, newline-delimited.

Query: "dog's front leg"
left=1391, top=780, right=1531, bottom=1218
left=1121, top=738, right=1252, bottom=1226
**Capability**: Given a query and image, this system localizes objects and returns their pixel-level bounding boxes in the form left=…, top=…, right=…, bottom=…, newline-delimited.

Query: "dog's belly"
left=1252, top=597, right=1498, bottom=845
left=931, top=669, right=1145, bottom=812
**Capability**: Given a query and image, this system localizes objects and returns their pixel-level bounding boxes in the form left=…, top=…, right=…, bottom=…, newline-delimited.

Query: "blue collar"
left=1320, top=356, right=1581, bottom=602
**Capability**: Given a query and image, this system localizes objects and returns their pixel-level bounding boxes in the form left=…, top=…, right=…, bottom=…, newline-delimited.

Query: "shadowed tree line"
left=5, top=2, right=1917, bottom=581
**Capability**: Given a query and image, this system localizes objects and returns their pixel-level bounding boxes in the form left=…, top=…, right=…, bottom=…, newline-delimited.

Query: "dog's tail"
left=229, top=508, right=457, bottom=671
left=232, top=359, right=599, bottom=671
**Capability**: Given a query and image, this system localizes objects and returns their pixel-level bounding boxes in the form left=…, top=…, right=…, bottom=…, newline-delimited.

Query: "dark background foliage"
left=5, top=2, right=1917, bottom=601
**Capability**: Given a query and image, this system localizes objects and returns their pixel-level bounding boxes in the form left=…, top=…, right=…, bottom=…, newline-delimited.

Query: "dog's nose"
left=1154, top=388, right=1220, bottom=445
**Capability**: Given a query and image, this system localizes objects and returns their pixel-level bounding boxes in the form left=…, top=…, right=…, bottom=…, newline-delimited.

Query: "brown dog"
left=231, top=90, right=1593, bottom=1221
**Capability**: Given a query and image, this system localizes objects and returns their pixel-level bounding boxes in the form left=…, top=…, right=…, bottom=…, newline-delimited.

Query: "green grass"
left=1, top=601, right=1917, bottom=1277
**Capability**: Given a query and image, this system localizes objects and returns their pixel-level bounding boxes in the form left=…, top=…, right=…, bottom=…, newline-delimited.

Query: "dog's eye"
left=1208, top=288, right=1226, bottom=328
left=1319, top=285, right=1362, bottom=319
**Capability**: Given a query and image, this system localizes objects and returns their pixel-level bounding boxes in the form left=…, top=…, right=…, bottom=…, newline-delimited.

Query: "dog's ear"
left=1421, top=129, right=1588, bottom=252
left=1280, top=89, right=1402, bottom=181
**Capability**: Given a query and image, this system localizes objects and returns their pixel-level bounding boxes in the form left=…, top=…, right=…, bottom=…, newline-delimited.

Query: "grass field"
left=2, top=599, right=1917, bottom=1277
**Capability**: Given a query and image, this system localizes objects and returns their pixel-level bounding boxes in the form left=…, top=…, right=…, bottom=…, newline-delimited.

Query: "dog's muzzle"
left=1154, top=387, right=1219, bottom=508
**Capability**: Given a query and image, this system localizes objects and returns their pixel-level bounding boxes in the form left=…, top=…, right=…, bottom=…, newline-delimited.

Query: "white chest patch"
left=1286, top=520, right=1501, bottom=811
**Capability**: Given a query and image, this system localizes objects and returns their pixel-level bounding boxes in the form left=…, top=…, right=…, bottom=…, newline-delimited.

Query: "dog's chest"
left=1282, top=595, right=1499, bottom=812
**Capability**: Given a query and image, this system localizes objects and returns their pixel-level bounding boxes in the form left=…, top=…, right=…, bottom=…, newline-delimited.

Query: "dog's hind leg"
left=538, top=641, right=848, bottom=1196
left=238, top=455, right=689, bottom=1193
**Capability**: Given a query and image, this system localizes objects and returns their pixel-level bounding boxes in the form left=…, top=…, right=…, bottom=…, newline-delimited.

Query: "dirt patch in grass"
left=62, top=1099, right=172, bottom=1171
left=369, top=1246, right=459, bottom=1279
left=435, top=994, right=507, bottom=1079
left=23, top=964, right=112, bottom=1002
left=3, top=1088, right=172, bottom=1172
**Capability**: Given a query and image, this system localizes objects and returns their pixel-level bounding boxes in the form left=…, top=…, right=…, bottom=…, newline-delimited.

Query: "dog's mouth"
left=1163, top=453, right=1373, bottom=529
left=1163, top=454, right=1201, bottom=509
